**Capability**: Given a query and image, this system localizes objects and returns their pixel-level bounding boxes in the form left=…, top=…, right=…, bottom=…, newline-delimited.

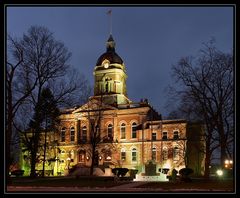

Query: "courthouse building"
left=21, top=35, right=205, bottom=176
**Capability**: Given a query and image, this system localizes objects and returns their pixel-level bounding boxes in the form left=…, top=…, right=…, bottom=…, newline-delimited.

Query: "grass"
left=9, top=176, right=131, bottom=188
left=135, top=178, right=234, bottom=191
left=8, top=176, right=234, bottom=192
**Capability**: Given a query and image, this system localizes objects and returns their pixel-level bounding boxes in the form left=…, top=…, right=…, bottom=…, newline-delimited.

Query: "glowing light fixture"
left=216, top=169, right=223, bottom=176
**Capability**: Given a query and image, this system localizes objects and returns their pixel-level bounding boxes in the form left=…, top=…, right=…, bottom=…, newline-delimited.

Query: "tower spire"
left=107, top=9, right=112, bottom=35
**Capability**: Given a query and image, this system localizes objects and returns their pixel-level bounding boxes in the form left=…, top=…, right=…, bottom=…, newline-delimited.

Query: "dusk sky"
left=6, top=6, right=234, bottom=117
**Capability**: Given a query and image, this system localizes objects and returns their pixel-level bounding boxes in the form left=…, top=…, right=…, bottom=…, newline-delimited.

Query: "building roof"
left=96, top=34, right=124, bottom=66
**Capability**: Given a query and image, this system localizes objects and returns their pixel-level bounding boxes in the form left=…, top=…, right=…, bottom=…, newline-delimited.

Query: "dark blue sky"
left=6, top=6, right=233, bottom=117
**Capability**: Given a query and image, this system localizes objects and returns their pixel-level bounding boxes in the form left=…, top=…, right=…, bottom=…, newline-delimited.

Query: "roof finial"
left=107, top=9, right=112, bottom=35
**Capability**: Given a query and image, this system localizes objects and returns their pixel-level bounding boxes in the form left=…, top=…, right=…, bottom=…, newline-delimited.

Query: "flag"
left=107, top=9, right=112, bottom=15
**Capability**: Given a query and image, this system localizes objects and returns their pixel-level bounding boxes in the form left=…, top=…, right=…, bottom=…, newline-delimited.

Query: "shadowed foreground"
left=6, top=176, right=234, bottom=193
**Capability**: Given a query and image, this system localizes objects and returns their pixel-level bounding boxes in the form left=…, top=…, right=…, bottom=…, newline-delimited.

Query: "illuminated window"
left=173, top=131, right=179, bottom=140
left=121, top=148, right=126, bottom=161
left=152, top=147, right=156, bottom=161
left=70, top=127, right=75, bottom=142
left=104, top=150, right=112, bottom=161
left=82, top=126, right=87, bottom=143
left=162, top=132, right=168, bottom=140
left=132, top=148, right=137, bottom=162
left=61, top=127, right=66, bottom=142
left=162, top=148, right=168, bottom=160
left=107, top=124, right=113, bottom=138
left=173, top=147, right=180, bottom=161
left=70, top=150, right=74, bottom=162
left=152, top=132, right=156, bottom=140
left=120, top=123, right=126, bottom=139
left=131, top=122, right=137, bottom=138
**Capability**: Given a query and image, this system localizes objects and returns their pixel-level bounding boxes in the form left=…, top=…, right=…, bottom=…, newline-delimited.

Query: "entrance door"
left=79, top=150, right=86, bottom=163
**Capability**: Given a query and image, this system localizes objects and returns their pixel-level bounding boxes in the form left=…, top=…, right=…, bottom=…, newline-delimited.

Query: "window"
left=104, top=150, right=112, bottom=161
left=121, top=148, right=126, bottom=161
left=131, top=122, right=137, bottom=138
left=132, top=148, right=137, bottom=162
left=152, top=147, right=156, bottom=161
left=107, top=124, right=113, bottom=138
left=61, top=128, right=66, bottom=142
left=105, top=82, right=109, bottom=93
left=70, top=150, right=74, bottom=162
left=162, top=132, right=168, bottom=140
left=82, top=126, right=87, bottom=143
left=120, top=123, right=126, bottom=139
left=70, top=127, right=75, bottom=142
left=173, top=131, right=179, bottom=140
left=152, top=132, right=156, bottom=140
left=173, top=147, right=180, bottom=161
left=162, top=148, right=168, bottom=161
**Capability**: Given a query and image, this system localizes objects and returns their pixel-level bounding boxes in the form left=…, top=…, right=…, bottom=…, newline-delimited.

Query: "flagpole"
left=107, top=9, right=112, bottom=35
left=110, top=12, right=112, bottom=35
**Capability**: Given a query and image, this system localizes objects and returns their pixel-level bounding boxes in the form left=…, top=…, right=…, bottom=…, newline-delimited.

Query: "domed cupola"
left=93, top=34, right=130, bottom=105
left=96, top=35, right=124, bottom=67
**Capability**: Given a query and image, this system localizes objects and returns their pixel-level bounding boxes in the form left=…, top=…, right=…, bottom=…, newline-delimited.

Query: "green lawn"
left=136, top=179, right=234, bottom=191
left=8, top=176, right=234, bottom=192
left=9, top=176, right=131, bottom=188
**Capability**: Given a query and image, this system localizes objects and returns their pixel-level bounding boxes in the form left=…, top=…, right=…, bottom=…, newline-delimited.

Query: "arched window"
left=131, top=122, right=137, bottom=138
left=120, top=123, right=126, bottom=139
left=70, top=150, right=74, bottom=162
left=162, top=147, right=168, bottom=161
left=121, top=148, right=126, bottom=161
left=132, top=148, right=137, bottom=162
left=107, top=124, right=113, bottom=139
left=152, top=147, right=156, bottom=161
left=173, top=147, right=180, bottom=161
left=82, top=126, right=87, bottom=143
left=104, top=150, right=112, bottom=161
left=70, top=127, right=75, bottom=142
left=61, top=127, right=66, bottom=142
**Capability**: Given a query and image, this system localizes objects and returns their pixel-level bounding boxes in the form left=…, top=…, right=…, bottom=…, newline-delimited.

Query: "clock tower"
left=93, top=35, right=131, bottom=105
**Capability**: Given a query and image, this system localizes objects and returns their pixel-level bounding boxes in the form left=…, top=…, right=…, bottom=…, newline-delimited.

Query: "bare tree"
left=7, top=25, right=91, bottom=178
left=6, top=35, right=38, bottom=183
left=166, top=39, right=234, bottom=177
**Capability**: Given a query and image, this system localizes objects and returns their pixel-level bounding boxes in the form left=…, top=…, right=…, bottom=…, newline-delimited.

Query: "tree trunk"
left=30, top=150, right=37, bottom=178
left=30, top=129, right=40, bottom=178
left=42, top=127, right=47, bottom=177
left=218, top=114, right=227, bottom=167
left=90, top=146, right=95, bottom=175
left=6, top=83, right=13, bottom=184
left=204, top=140, right=210, bottom=179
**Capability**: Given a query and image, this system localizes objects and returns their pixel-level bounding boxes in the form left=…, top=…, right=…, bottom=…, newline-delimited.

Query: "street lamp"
left=224, top=159, right=233, bottom=169
left=216, top=169, right=223, bottom=177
